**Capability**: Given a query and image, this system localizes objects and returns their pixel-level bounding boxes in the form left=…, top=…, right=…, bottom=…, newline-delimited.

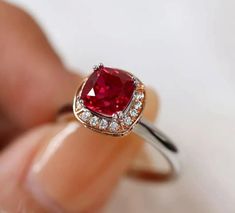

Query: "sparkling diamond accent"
left=117, top=111, right=124, bottom=119
left=130, top=109, right=138, bottom=117
left=123, top=116, right=132, bottom=126
left=112, top=113, right=118, bottom=119
left=134, top=101, right=142, bottom=109
left=135, top=91, right=144, bottom=100
left=79, top=111, right=91, bottom=121
left=90, top=116, right=99, bottom=126
left=109, top=121, right=119, bottom=132
left=134, top=78, right=141, bottom=86
left=99, top=119, right=108, bottom=130
left=76, top=99, right=83, bottom=110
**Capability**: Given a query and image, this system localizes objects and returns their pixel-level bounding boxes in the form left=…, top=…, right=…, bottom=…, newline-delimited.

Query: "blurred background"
left=7, top=0, right=235, bottom=212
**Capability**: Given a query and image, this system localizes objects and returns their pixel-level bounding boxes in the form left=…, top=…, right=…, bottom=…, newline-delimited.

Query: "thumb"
left=0, top=88, right=158, bottom=213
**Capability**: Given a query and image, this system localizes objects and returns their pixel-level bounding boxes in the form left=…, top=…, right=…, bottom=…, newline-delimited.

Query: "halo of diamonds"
left=73, top=70, right=145, bottom=136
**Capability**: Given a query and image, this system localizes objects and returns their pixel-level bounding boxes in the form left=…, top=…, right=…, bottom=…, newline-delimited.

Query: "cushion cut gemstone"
left=81, top=66, right=135, bottom=116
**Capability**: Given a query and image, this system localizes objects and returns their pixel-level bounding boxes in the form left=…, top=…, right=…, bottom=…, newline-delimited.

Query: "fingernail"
left=26, top=121, right=81, bottom=212
left=26, top=121, right=142, bottom=212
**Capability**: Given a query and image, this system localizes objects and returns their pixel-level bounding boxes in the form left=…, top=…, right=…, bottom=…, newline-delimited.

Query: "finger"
left=0, top=111, right=21, bottom=149
left=0, top=88, right=159, bottom=213
left=0, top=1, right=81, bottom=131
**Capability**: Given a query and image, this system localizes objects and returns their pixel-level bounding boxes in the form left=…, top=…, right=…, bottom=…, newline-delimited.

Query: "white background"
left=8, top=0, right=235, bottom=212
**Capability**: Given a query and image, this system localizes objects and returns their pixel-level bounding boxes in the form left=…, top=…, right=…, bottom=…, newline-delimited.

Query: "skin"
left=0, top=1, right=159, bottom=212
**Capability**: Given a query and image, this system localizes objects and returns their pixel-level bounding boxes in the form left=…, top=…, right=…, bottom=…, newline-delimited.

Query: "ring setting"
left=59, top=63, right=180, bottom=181
left=73, top=64, right=146, bottom=136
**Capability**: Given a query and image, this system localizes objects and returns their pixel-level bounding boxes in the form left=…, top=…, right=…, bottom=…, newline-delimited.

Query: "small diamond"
left=130, top=109, right=138, bottom=117
left=79, top=111, right=91, bottom=121
left=134, top=78, right=141, bottom=86
left=99, top=119, right=108, bottom=129
left=90, top=116, right=99, bottom=126
left=123, top=116, right=132, bottom=126
left=76, top=99, right=83, bottom=110
left=134, top=101, right=142, bottom=109
left=117, top=111, right=124, bottom=119
left=109, top=121, right=119, bottom=132
left=135, top=91, right=144, bottom=100
left=112, top=113, right=118, bottom=119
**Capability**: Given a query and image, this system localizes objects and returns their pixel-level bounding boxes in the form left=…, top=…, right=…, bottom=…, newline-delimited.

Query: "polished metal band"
left=129, top=118, right=179, bottom=181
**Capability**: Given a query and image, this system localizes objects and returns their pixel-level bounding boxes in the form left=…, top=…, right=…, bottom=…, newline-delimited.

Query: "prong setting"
left=73, top=65, right=145, bottom=136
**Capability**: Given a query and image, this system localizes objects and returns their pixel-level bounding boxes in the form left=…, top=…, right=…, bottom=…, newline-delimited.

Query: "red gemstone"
left=81, top=66, right=135, bottom=116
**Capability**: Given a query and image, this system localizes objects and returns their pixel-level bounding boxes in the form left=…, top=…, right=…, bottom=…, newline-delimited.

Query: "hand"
left=0, top=2, right=158, bottom=212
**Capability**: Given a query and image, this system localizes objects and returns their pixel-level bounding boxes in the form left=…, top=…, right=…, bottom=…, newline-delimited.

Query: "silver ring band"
left=131, top=118, right=179, bottom=180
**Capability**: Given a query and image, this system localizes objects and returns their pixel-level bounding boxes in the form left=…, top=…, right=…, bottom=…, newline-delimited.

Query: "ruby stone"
left=81, top=66, right=135, bottom=117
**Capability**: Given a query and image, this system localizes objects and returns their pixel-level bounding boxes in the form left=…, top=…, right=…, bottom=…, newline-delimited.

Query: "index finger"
left=0, top=1, right=81, bottom=131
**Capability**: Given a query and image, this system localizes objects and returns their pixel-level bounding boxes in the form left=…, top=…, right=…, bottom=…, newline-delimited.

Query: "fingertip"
left=143, top=87, right=160, bottom=122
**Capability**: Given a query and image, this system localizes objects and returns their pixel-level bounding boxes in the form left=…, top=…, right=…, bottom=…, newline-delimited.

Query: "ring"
left=58, top=64, right=180, bottom=181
